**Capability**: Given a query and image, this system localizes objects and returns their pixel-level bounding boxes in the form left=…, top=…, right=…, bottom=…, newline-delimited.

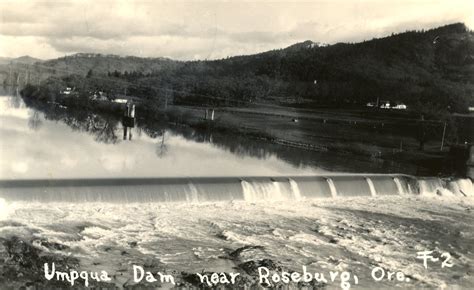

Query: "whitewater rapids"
left=1, top=192, right=473, bottom=289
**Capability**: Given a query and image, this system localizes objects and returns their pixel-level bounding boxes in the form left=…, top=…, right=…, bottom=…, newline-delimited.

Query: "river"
left=0, top=88, right=473, bottom=289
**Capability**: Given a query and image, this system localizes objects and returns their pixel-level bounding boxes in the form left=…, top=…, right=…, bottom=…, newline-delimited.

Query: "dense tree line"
left=102, top=23, right=473, bottom=114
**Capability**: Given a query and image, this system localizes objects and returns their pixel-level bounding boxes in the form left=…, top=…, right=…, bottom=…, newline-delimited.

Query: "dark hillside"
left=13, top=23, right=474, bottom=115
left=132, top=23, right=473, bottom=113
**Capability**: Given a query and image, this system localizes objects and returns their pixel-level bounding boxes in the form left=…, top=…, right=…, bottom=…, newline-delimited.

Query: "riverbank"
left=142, top=105, right=471, bottom=177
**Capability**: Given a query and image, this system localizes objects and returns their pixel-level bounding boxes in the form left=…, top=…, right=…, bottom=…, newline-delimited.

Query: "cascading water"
left=331, top=176, right=372, bottom=197
left=393, top=177, right=406, bottom=195
left=448, top=178, right=474, bottom=197
left=450, top=178, right=474, bottom=196
left=419, top=178, right=451, bottom=196
left=365, top=178, right=377, bottom=197
left=186, top=183, right=200, bottom=203
left=369, top=176, right=401, bottom=196
left=288, top=178, right=302, bottom=201
left=326, top=178, right=338, bottom=197
left=241, top=180, right=286, bottom=202
left=0, top=175, right=472, bottom=203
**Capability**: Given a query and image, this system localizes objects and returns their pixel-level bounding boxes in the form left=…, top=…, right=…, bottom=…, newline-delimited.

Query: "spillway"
left=0, top=175, right=472, bottom=203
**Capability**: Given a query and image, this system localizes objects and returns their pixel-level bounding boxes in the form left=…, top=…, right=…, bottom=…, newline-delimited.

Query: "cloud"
left=11, top=161, right=28, bottom=173
left=0, top=0, right=472, bottom=60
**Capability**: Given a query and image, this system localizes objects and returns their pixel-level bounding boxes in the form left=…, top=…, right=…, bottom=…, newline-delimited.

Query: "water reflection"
left=23, top=97, right=121, bottom=144
left=1, top=83, right=472, bottom=179
left=156, top=130, right=168, bottom=158
left=16, top=90, right=424, bottom=176
left=122, top=102, right=135, bottom=141
left=27, top=111, right=42, bottom=131
left=3, top=85, right=441, bottom=179
left=9, top=88, right=23, bottom=109
left=0, top=93, right=322, bottom=179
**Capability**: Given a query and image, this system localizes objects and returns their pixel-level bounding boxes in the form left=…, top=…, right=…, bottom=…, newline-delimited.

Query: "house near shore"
left=60, top=87, right=80, bottom=97
left=113, top=98, right=128, bottom=104
left=110, top=94, right=141, bottom=104
left=379, top=101, right=391, bottom=109
left=90, top=91, right=108, bottom=101
left=392, top=103, right=407, bottom=110
left=366, top=100, right=407, bottom=110
left=60, top=87, right=73, bottom=95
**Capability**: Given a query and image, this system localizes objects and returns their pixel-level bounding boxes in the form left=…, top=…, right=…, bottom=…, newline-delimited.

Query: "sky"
left=0, top=0, right=473, bottom=61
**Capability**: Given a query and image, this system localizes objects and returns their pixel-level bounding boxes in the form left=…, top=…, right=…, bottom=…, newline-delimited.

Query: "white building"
left=113, top=98, right=128, bottom=104
left=392, top=103, right=407, bottom=110
left=380, top=101, right=391, bottom=109
left=61, top=87, right=73, bottom=95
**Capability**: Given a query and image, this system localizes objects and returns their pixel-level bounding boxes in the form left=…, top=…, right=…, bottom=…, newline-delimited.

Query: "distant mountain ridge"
left=0, top=56, right=43, bottom=65
left=6, top=23, right=474, bottom=113
left=39, top=53, right=180, bottom=76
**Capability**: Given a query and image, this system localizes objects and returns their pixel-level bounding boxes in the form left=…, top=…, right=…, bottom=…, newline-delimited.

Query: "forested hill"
left=40, top=54, right=180, bottom=75
left=0, top=56, right=43, bottom=65
left=166, top=22, right=473, bottom=112
left=17, top=23, right=474, bottom=114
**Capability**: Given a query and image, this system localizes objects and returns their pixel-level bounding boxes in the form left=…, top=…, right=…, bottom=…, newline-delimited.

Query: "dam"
left=1, top=174, right=472, bottom=203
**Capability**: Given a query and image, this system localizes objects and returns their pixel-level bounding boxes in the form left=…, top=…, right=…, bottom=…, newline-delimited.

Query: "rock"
left=238, top=258, right=281, bottom=276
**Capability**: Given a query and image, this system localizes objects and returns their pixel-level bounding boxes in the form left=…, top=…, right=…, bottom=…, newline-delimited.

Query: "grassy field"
left=141, top=103, right=472, bottom=176
left=166, top=105, right=444, bottom=153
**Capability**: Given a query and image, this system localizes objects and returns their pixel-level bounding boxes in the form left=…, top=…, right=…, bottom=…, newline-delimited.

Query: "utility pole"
left=8, top=64, right=13, bottom=86
left=440, top=121, right=447, bottom=151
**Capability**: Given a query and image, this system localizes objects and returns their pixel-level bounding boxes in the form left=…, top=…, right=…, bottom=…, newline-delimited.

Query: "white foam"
left=0, top=198, right=12, bottom=220
left=455, top=178, right=474, bottom=196
left=186, top=183, right=199, bottom=203
left=418, top=178, right=473, bottom=198
left=419, top=178, right=446, bottom=196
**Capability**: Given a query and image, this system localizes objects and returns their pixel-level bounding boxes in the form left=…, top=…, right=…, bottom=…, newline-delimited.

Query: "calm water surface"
left=0, top=95, right=324, bottom=179
left=0, top=87, right=422, bottom=180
